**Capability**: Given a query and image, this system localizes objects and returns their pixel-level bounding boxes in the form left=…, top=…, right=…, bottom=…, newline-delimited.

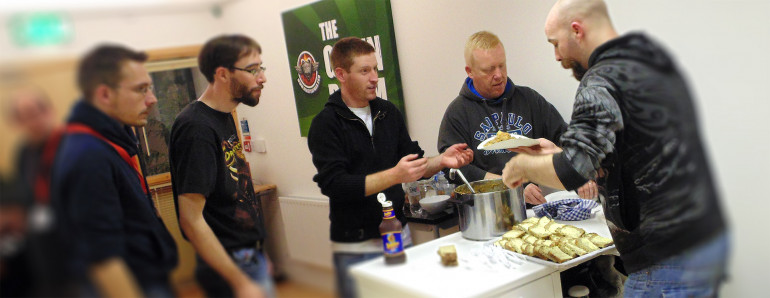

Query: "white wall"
left=226, top=0, right=769, bottom=296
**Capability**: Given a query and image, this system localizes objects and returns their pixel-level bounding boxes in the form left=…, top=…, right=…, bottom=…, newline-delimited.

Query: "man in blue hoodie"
left=438, top=31, right=598, bottom=204
left=503, top=0, right=728, bottom=295
left=51, top=45, right=178, bottom=297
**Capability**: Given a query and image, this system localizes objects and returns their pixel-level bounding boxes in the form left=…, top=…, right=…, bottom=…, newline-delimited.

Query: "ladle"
left=449, top=168, right=476, bottom=194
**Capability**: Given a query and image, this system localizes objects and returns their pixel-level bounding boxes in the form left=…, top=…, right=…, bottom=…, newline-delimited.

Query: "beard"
left=563, top=58, right=587, bottom=81
left=230, top=79, right=260, bottom=107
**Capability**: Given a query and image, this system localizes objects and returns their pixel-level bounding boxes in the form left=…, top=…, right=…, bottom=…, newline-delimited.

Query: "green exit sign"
left=8, top=12, right=73, bottom=47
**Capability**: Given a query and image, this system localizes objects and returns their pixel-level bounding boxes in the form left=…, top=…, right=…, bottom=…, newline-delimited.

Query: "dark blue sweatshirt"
left=51, top=100, right=177, bottom=289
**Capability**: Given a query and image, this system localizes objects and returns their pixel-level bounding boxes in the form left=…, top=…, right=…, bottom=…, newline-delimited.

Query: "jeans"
left=624, top=231, right=729, bottom=298
left=333, top=251, right=383, bottom=298
left=196, top=248, right=275, bottom=298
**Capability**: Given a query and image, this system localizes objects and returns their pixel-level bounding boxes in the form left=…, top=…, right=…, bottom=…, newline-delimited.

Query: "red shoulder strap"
left=33, top=123, right=149, bottom=204
left=33, top=127, right=66, bottom=204
left=64, top=123, right=148, bottom=195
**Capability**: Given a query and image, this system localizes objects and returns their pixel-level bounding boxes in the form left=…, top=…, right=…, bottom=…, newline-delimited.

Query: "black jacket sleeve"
left=554, top=80, right=624, bottom=190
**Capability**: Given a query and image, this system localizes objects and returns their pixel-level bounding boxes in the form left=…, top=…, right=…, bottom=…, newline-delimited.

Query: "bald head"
left=5, top=86, right=55, bottom=143
left=548, top=0, right=611, bottom=28
left=544, top=0, right=618, bottom=79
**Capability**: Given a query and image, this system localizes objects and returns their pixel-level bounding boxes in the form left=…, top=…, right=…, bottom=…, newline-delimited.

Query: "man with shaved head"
left=502, top=0, right=728, bottom=295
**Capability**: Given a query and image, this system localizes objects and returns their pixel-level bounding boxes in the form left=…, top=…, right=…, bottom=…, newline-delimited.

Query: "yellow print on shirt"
left=221, top=134, right=259, bottom=229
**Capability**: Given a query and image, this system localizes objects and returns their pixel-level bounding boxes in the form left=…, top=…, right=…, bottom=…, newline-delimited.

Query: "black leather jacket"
left=553, top=33, right=726, bottom=273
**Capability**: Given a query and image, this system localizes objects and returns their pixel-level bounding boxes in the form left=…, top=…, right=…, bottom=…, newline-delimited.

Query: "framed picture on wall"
left=136, top=58, right=208, bottom=183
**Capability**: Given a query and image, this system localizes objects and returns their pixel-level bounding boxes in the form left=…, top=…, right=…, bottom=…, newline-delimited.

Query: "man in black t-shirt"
left=169, top=34, right=272, bottom=298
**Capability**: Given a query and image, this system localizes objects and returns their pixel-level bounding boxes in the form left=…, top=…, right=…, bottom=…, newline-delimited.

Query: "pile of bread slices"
left=493, top=216, right=614, bottom=263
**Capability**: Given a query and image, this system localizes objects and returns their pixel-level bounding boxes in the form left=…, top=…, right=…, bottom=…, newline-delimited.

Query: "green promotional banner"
left=282, top=0, right=405, bottom=136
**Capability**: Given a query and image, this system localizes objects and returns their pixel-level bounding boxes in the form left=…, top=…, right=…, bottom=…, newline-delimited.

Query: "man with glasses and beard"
left=169, top=34, right=272, bottom=298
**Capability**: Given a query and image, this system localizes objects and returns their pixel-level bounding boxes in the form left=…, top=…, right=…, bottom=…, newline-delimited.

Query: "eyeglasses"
left=121, top=84, right=154, bottom=95
left=231, top=66, right=266, bottom=76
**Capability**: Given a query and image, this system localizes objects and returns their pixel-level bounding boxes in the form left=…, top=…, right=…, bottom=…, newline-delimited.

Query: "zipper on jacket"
left=336, top=110, right=378, bottom=152
left=370, top=110, right=382, bottom=151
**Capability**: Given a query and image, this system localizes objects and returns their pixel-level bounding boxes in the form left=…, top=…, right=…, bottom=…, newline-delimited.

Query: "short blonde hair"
left=464, top=31, right=503, bottom=66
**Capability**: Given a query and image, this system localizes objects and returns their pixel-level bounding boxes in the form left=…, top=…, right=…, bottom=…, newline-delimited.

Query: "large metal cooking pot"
left=451, top=179, right=527, bottom=240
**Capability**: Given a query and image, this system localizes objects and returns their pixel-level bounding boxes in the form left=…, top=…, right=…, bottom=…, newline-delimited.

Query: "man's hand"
left=234, top=280, right=265, bottom=298
left=392, top=154, right=428, bottom=184
left=577, top=180, right=598, bottom=199
left=439, top=143, right=474, bottom=168
left=508, top=138, right=562, bottom=155
left=524, top=184, right=547, bottom=205
left=502, top=155, right=528, bottom=189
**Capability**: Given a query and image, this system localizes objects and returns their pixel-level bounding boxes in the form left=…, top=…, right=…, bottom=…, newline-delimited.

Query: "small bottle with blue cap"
left=378, top=193, right=406, bottom=265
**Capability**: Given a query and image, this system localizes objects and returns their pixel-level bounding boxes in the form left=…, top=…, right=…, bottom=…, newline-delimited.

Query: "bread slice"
left=558, top=242, right=577, bottom=257
left=506, top=238, right=525, bottom=253
left=576, top=238, right=600, bottom=253
left=528, top=225, right=551, bottom=238
left=437, top=245, right=458, bottom=266
left=522, top=217, right=540, bottom=225
left=537, top=216, right=551, bottom=227
left=502, top=228, right=526, bottom=240
left=556, top=225, right=585, bottom=238
left=548, top=246, right=575, bottom=263
left=518, top=222, right=535, bottom=231
left=535, top=239, right=555, bottom=247
left=534, top=245, right=550, bottom=260
left=585, top=233, right=614, bottom=248
left=523, top=243, right=535, bottom=256
left=565, top=241, right=587, bottom=256
left=521, top=235, right=538, bottom=244
left=503, top=242, right=517, bottom=253
left=544, top=221, right=564, bottom=234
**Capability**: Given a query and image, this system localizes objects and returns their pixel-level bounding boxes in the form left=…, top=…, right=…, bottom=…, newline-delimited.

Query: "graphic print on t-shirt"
left=222, top=134, right=261, bottom=230
left=473, top=112, right=532, bottom=156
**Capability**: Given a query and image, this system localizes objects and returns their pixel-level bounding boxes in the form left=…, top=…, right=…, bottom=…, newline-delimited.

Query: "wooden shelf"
left=253, top=184, right=277, bottom=194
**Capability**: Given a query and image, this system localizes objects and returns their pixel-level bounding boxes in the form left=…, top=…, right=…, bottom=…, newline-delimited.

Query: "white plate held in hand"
left=477, top=134, right=540, bottom=150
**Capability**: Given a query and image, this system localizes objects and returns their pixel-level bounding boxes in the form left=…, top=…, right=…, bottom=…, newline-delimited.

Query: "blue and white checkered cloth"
left=533, top=198, right=599, bottom=221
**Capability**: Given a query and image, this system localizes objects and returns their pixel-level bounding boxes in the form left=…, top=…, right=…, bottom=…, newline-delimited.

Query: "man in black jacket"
left=502, top=0, right=728, bottom=295
left=307, top=37, right=473, bottom=298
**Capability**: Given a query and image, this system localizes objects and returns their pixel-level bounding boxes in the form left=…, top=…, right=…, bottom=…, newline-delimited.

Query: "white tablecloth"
left=350, top=197, right=616, bottom=297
